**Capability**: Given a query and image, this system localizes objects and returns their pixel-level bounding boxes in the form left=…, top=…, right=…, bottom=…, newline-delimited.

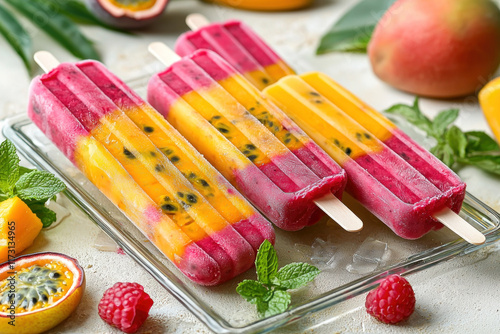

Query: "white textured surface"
left=0, top=1, right=499, bottom=333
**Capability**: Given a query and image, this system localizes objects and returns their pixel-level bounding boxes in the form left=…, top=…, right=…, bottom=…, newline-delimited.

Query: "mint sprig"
left=0, top=139, right=66, bottom=227
left=385, top=97, right=500, bottom=175
left=236, top=240, right=320, bottom=318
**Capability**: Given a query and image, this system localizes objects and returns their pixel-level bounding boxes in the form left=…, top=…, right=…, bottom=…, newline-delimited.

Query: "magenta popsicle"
left=29, top=51, right=275, bottom=285
left=147, top=45, right=362, bottom=232
left=175, top=14, right=294, bottom=90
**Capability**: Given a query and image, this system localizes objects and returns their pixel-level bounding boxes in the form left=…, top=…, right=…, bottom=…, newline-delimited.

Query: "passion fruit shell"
left=0, top=252, right=85, bottom=334
left=85, top=0, right=169, bottom=29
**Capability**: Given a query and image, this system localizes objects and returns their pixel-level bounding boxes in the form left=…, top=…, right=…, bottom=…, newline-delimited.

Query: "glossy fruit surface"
left=0, top=252, right=85, bottom=334
left=369, top=0, right=500, bottom=98
left=0, top=197, right=43, bottom=263
left=85, top=0, right=169, bottom=29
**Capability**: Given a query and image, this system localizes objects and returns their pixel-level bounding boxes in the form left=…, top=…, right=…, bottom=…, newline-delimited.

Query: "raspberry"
left=365, top=274, right=415, bottom=324
left=98, top=282, right=154, bottom=333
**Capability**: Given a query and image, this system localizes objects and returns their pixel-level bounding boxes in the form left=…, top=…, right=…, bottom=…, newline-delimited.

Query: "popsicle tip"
left=314, top=194, right=363, bottom=232
left=434, top=208, right=486, bottom=245
left=34, top=51, right=60, bottom=73
left=186, top=13, right=211, bottom=31
left=148, top=42, right=181, bottom=66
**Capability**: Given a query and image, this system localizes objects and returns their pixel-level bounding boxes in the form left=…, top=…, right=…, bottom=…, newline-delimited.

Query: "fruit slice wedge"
left=0, top=252, right=85, bottom=334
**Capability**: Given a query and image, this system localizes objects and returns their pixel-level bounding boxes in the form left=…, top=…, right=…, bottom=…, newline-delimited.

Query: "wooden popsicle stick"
left=434, top=208, right=485, bottom=245
left=34, top=51, right=60, bottom=73
left=148, top=42, right=181, bottom=66
left=149, top=42, right=364, bottom=233
left=186, top=13, right=211, bottom=31
left=314, top=194, right=363, bottom=232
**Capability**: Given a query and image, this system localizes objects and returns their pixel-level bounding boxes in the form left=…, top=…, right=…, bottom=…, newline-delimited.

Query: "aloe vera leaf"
left=0, top=3, right=32, bottom=72
left=5, top=0, right=100, bottom=60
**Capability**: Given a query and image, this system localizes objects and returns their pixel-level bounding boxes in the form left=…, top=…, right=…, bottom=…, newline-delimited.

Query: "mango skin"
left=368, top=0, right=500, bottom=98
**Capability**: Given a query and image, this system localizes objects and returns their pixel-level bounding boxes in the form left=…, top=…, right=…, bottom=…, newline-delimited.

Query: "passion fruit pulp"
left=85, top=0, right=169, bottom=29
left=0, top=252, right=85, bottom=334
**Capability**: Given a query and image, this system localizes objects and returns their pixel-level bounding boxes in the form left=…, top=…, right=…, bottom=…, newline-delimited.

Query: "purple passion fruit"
left=85, top=0, right=169, bottom=29
left=0, top=252, right=85, bottom=334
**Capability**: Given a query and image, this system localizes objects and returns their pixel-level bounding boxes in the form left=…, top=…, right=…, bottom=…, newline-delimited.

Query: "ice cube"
left=346, top=237, right=388, bottom=274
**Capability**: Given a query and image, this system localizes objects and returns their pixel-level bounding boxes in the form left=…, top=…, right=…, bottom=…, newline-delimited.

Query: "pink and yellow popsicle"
left=175, top=14, right=294, bottom=90
left=263, top=72, right=484, bottom=243
left=147, top=46, right=361, bottom=232
left=28, top=52, right=275, bottom=286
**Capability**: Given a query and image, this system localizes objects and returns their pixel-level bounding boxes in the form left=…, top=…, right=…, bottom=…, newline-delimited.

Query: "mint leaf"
left=15, top=170, right=66, bottom=201
left=458, top=154, right=500, bottom=174
left=255, top=240, right=278, bottom=285
left=236, top=280, right=268, bottom=304
left=261, top=290, right=291, bottom=318
left=275, top=263, right=321, bottom=290
left=446, top=126, right=467, bottom=158
left=27, top=202, right=57, bottom=228
left=0, top=139, right=20, bottom=195
left=432, top=109, right=459, bottom=137
left=465, top=131, right=500, bottom=153
left=385, top=98, right=433, bottom=135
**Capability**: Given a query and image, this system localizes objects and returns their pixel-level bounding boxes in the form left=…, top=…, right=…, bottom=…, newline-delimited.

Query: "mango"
left=368, top=0, right=500, bottom=98
left=0, top=197, right=42, bottom=263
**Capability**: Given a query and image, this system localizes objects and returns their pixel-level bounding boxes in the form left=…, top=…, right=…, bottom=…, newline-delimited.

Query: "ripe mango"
left=0, top=197, right=42, bottom=263
left=368, top=0, right=500, bottom=98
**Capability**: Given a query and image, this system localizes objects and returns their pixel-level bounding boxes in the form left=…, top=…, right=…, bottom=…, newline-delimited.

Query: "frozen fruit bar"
left=148, top=49, right=351, bottom=231
left=175, top=17, right=294, bottom=90
left=28, top=56, right=274, bottom=286
left=263, top=72, right=467, bottom=239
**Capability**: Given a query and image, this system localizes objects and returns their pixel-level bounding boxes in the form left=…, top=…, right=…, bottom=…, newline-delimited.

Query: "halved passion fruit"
left=0, top=252, right=85, bottom=334
left=85, top=0, right=169, bottom=29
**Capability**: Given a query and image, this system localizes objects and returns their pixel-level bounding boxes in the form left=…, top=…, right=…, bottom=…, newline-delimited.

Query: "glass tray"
left=3, top=114, right=500, bottom=334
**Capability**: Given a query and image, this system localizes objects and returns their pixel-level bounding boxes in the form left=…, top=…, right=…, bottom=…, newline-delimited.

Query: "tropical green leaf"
left=316, top=0, right=396, bottom=54
left=5, top=0, right=100, bottom=60
left=0, top=3, right=32, bottom=72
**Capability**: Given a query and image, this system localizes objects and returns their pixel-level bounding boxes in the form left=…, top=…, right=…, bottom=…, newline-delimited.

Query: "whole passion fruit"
left=85, top=0, right=169, bottom=29
left=0, top=252, right=85, bottom=334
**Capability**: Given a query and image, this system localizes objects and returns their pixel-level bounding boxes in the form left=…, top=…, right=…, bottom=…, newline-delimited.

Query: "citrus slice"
left=479, top=77, right=500, bottom=143
left=0, top=252, right=85, bottom=334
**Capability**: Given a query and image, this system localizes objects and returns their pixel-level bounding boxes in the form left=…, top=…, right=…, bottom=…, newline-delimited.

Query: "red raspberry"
left=98, top=282, right=154, bottom=333
left=365, top=274, right=415, bottom=324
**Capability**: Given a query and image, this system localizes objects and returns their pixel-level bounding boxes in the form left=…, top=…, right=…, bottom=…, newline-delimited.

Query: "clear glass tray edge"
left=4, top=114, right=500, bottom=334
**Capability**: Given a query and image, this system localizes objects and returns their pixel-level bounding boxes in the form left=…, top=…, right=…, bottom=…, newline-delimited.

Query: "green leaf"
left=465, top=131, right=500, bottom=153
left=441, top=144, right=456, bottom=167
left=236, top=280, right=268, bottom=304
left=385, top=98, right=433, bottom=135
left=15, top=170, right=66, bottom=201
left=316, top=0, right=396, bottom=54
left=446, top=126, right=467, bottom=158
left=275, top=263, right=320, bottom=290
left=432, top=109, right=459, bottom=137
left=0, top=139, right=20, bottom=195
left=260, top=290, right=291, bottom=318
left=0, top=3, right=32, bottom=72
left=458, top=154, right=500, bottom=175
left=42, top=0, right=132, bottom=34
left=5, top=0, right=100, bottom=60
left=27, top=202, right=57, bottom=228
left=255, top=240, right=278, bottom=285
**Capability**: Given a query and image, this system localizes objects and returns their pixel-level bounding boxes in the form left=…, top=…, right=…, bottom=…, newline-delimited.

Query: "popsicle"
left=148, top=45, right=362, bottom=232
left=263, top=72, right=485, bottom=244
left=174, top=14, right=294, bottom=90
left=29, top=51, right=275, bottom=286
